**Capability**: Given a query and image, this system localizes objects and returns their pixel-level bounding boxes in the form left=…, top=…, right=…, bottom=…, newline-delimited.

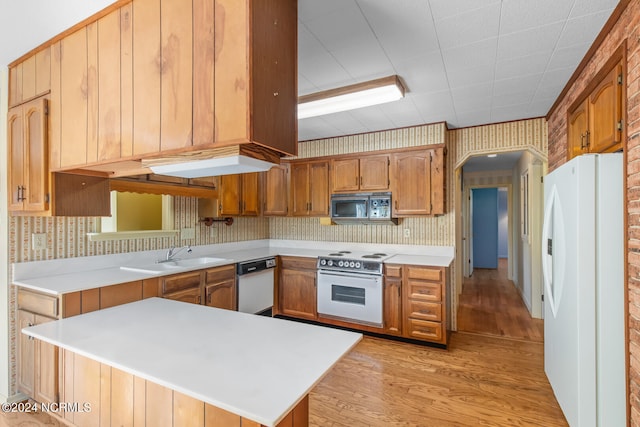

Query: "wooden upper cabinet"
left=392, top=150, right=432, bottom=216
left=8, top=98, right=49, bottom=213
left=567, top=57, right=624, bottom=160
left=568, top=98, right=589, bottom=160
left=588, top=63, right=623, bottom=154
left=263, top=164, right=289, bottom=216
left=9, top=48, right=51, bottom=108
left=219, top=173, right=260, bottom=216
left=331, top=155, right=389, bottom=193
left=290, top=161, right=329, bottom=217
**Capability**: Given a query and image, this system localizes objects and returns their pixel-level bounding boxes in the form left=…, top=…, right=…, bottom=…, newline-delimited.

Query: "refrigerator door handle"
left=542, top=186, right=565, bottom=318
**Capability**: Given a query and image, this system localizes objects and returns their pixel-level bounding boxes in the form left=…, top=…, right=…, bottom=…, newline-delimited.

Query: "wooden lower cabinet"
left=383, top=265, right=403, bottom=336
left=17, top=310, right=58, bottom=403
left=204, top=265, right=237, bottom=310
left=164, top=287, right=202, bottom=305
left=277, top=256, right=317, bottom=320
left=59, top=350, right=308, bottom=427
left=403, top=265, right=447, bottom=345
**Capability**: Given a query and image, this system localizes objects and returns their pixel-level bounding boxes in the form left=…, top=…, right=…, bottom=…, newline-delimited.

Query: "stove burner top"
left=373, top=253, right=387, bottom=256
left=328, top=253, right=344, bottom=256
left=362, top=254, right=382, bottom=259
left=338, top=251, right=351, bottom=254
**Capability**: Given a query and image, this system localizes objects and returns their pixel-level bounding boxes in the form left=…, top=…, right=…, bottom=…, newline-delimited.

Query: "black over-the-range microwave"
left=330, top=192, right=398, bottom=225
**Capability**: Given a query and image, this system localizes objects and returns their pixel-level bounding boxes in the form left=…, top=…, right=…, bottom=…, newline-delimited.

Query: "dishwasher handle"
left=237, top=257, right=277, bottom=275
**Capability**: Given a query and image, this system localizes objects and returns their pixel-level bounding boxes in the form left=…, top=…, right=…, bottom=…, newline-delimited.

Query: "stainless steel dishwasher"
left=236, top=257, right=277, bottom=315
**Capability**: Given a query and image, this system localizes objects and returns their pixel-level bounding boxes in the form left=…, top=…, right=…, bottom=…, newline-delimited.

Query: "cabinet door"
left=331, top=158, right=359, bottom=193
left=34, top=315, right=59, bottom=405
left=263, top=164, right=288, bottom=216
left=589, top=63, right=623, bottom=154
left=279, top=268, right=317, bottom=320
left=289, top=163, right=310, bottom=216
left=309, top=161, right=329, bottom=216
left=242, top=173, right=260, bottom=216
left=205, top=280, right=236, bottom=310
left=383, top=277, right=402, bottom=335
left=164, top=287, right=202, bottom=305
left=60, top=28, right=88, bottom=168
left=17, top=310, right=35, bottom=397
left=360, top=155, right=389, bottom=191
left=392, top=151, right=431, bottom=216
left=568, top=99, right=589, bottom=160
left=8, top=106, right=25, bottom=211
left=430, top=147, right=445, bottom=215
left=189, top=176, right=218, bottom=188
left=219, top=174, right=242, bottom=215
left=24, top=98, right=49, bottom=212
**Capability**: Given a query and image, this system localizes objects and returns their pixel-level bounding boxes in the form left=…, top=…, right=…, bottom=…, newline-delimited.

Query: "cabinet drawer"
left=407, top=281, right=442, bottom=302
left=407, top=300, right=442, bottom=322
left=384, top=264, right=402, bottom=278
left=204, top=265, right=236, bottom=284
left=406, top=319, right=443, bottom=342
left=162, top=272, right=202, bottom=294
left=279, top=256, right=317, bottom=271
left=407, top=266, right=442, bottom=282
left=17, top=289, right=58, bottom=318
left=163, top=287, right=202, bottom=305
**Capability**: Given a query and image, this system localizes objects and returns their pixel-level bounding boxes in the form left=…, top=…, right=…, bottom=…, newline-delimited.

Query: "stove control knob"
left=320, top=259, right=326, bottom=266
left=349, top=261, right=355, bottom=268
left=327, top=260, right=333, bottom=266
left=355, top=262, right=362, bottom=268
left=338, top=261, right=344, bottom=267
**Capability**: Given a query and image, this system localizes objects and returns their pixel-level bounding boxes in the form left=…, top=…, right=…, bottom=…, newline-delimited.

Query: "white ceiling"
left=0, top=0, right=618, bottom=143
left=462, top=150, right=524, bottom=172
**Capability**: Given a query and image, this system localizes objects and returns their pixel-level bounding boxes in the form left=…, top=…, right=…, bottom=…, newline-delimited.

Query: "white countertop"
left=13, top=240, right=454, bottom=295
left=23, top=298, right=362, bottom=426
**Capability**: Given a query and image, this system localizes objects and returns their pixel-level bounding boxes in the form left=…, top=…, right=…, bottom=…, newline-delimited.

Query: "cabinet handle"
left=395, top=200, right=398, bottom=210
left=208, top=292, right=212, bottom=304
left=17, top=186, right=26, bottom=202
left=585, top=130, right=590, bottom=149
left=28, top=322, right=34, bottom=327
left=360, top=176, right=363, bottom=186
left=197, top=295, right=201, bottom=304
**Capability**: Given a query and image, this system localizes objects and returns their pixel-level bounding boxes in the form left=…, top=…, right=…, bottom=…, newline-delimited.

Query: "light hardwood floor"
left=457, top=258, right=544, bottom=342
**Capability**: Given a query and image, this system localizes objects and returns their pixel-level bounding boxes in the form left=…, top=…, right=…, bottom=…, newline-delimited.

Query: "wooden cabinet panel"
left=278, top=256, right=317, bottom=320
left=290, top=163, right=310, bottom=216
left=97, top=9, right=122, bottom=162
left=132, top=0, right=161, bottom=156
left=407, top=266, right=442, bottom=281
left=162, top=271, right=202, bottom=294
left=164, top=287, right=202, bottom=305
left=402, top=264, right=447, bottom=345
left=9, top=64, right=22, bottom=107
left=263, top=164, right=289, bottom=216
left=309, top=162, right=329, bottom=216
left=205, top=280, right=236, bottom=310
left=589, top=63, right=623, bottom=153
left=331, top=158, right=360, bottom=192
left=18, top=289, right=58, bottom=318
left=406, top=300, right=442, bottom=322
left=87, top=22, right=99, bottom=165
left=360, top=155, right=389, bottom=191
left=34, top=315, right=58, bottom=405
left=60, top=28, right=88, bottom=168
left=8, top=107, right=25, bottom=211
left=160, top=0, right=193, bottom=151
left=50, top=42, right=62, bottom=170
left=174, top=391, right=205, bottom=426
left=35, top=48, right=52, bottom=96
left=430, top=148, right=445, bottom=215
left=9, top=48, right=50, bottom=108
left=21, top=56, right=37, bottom=101
left=392, top=150, right=432, bottom=216
left=100, top=281, right=143, bottom=309
left=8, top=98, right=49, bottom=213
left=407, top=281, right=442, bottom=302
left=568, top=99, right=589, bottom=160
left=189, top=176, right=217, bottom=188
left=219, top=174, right=241, bottom=215
left=383, top=277, right=402, bottom=335
left=17, top=310, right=35, bottom=397
left=192, top=0, right=215, bottom=146
left=406, top=318, right=443, bottom=342
left=204, top=265, right=235, bottom=284
left=242, top=173, right=260, bottom=216
left=120, top=3, right=134, bottom=158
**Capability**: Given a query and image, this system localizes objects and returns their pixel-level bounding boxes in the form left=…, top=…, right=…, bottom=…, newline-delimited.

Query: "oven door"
left=317, top=270, right=382, bottom=327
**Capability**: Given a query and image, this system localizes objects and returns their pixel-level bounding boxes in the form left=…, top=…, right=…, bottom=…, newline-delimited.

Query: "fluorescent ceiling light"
left=298, top=75, right=405, bottom=119
left=149, top=155, right=276, bottom=178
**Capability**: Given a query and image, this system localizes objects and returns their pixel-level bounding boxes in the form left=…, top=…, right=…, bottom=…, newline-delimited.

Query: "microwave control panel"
left=369, top=197, right=391, bottom=218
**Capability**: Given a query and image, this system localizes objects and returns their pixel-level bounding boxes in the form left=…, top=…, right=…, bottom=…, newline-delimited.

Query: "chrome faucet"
left=159, top=245, right=192, bottom=263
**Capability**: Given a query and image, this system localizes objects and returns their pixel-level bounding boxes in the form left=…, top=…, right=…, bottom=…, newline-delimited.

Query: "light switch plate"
left=32, top=233, right=47, bottom=250
left=181, top=227, right=196, bottom=240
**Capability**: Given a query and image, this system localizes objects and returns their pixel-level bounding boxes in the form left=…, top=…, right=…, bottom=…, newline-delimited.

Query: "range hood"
left=149, top=155, right=276, bottom=178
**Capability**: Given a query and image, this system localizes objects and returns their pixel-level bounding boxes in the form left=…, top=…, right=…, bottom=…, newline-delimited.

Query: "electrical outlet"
left=181, top=227, right=196, bottom=240
left=32, top=233, right=47, bottom=250
left=403, top=228, right=411, bottom=238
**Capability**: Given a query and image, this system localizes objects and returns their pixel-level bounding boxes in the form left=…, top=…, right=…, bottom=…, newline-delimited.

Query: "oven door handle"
left=317, top=270, right=382, bottom=279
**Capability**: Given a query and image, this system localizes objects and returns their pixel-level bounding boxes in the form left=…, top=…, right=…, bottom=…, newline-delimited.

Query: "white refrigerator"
left=542, top=153, right=625, bottom=426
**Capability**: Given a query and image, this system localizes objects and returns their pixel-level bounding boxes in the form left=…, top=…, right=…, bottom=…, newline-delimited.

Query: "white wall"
left=0, top=67, right=10, bottom=402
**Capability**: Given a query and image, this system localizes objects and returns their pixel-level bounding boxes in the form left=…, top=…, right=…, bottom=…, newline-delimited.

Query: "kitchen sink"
left=120, top=257, right=228, bottom=274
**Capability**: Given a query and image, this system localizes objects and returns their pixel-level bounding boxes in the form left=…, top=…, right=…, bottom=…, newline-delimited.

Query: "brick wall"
left=547, top=0, right=640, bottom=423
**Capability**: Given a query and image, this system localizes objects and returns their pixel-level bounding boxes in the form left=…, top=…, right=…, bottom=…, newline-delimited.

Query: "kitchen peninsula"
left=22, top=297, right=362, bottom=427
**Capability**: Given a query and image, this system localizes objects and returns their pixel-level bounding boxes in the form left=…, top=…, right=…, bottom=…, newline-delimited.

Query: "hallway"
left=457, top=259, right=544, bottom=342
